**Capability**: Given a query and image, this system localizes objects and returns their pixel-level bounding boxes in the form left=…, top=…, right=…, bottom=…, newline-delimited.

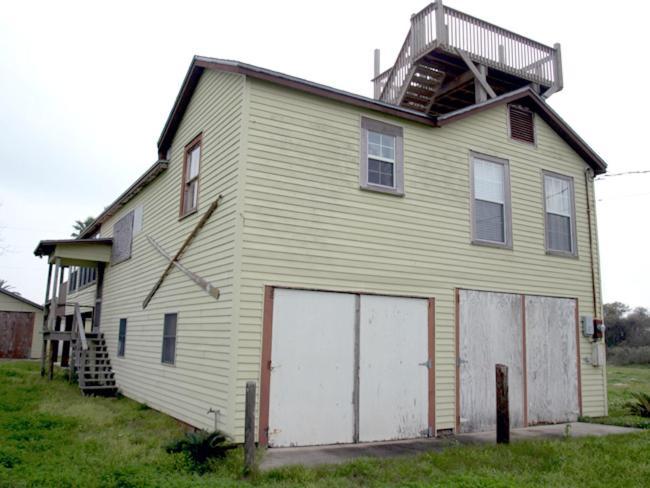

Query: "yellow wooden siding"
left=235, top=78, right=606, bottom=436
left=66, top=283, right=96, bottom=314
left=96, top=70, right=244, bottom=433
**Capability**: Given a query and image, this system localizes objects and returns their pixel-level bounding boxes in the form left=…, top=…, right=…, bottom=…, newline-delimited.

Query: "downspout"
left=584, top=167, right=598, bottom=317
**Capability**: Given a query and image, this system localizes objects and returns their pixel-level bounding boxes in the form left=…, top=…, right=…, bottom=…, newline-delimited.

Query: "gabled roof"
left=0, top=287, right=43, bottom=310
left=157, top=57, right=606, bottom=175
left=436, top=87, right=607, bottom=174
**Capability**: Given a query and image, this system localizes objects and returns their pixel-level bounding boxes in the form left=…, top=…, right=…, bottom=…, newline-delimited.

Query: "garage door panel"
left=359, top=295, right=429, bottom=442
left=459, top=290, right=525, bottom=433
left=268, top=289, right=356, bottom=447
left=525, top=296, right=579, bottom=424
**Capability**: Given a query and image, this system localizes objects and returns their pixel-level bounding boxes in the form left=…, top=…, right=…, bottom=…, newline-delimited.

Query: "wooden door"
left=358, top=295, right=429, bottom=442
left=458, top=290, right=525, bottom=433
left=0, top=311, right=35, bottom=358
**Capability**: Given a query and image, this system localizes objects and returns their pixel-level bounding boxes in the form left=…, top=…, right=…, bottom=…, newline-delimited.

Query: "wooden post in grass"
left=244, top=381, right=256, bottom=473
left=496, top=363, right=510, bottom=444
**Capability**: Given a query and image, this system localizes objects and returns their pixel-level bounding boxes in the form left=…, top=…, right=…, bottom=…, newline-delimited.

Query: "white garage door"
left=268, top=289, right=431, bottom=447
left=268, top=289, right=356, bottom=447
left=359, top=295, right=429, bottom=442
left=525, top=296, right=579, bottom=425
left=458, top=290, right=525, bottom=433
left=458, top=289, right=580, bottom=433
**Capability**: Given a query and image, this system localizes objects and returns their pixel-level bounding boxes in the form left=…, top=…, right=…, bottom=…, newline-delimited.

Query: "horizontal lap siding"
left=97, top=70, right=244, bottom=433
left=235, top=78, right=605, bottom=437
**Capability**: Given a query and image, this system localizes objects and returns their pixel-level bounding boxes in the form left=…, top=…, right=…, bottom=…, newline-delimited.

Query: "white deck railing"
left=376, top=2, right=562, bottom=105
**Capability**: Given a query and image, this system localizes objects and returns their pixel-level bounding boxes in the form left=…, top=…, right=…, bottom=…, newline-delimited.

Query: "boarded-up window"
left=509, top=105, right=535, bottom=144
left=471, top=153, right=512, bottom=247
left=161, top=313, right=177, bottom=364
left=111, top=211, right=134, bottom=264
left=544, top=172, right=576, bottom=255
left=117, top=318, right=127, bottom=357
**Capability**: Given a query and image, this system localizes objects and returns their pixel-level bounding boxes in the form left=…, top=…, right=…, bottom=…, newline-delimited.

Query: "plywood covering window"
left=180, top=134, right=202, bottom=217
left=161, top=313, right=177, bottom=365
left=111, top=211, right=134, bottom=264
left=470, top=153, right=512, bottom=248
left=360, top=117, right=404, bottom=195
left=508, top=104, right=535, bottom=145
left=543, top=172, right=577, bottom=256
left=117, top=319, right=127, bottom=357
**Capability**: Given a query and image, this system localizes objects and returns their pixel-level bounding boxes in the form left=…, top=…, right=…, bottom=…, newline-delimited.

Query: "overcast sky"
left=1, top=0, right=648, bottom=308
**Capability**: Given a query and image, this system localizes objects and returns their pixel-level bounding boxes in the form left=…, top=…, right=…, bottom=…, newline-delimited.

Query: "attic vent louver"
left=509, top=104, right=535, bottom=144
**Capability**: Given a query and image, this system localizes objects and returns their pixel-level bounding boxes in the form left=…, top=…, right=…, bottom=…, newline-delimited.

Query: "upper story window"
left=68, top=266, right=96, bottom=292
left=360, top=117, right=404, bottom=195
left=543, top=172, right=577, bottom=256
left=181, top=134, right=202, bottom=217
left=508, top=104, right=535, bottom=145
left=471, top=153, right=512, bottom=248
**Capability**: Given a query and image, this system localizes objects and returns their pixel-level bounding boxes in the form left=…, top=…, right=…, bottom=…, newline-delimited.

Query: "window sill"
left=360, top=184, right=404, bottom=197
left=178, top=208, right=197, bottom=221
left=471, top=239, right=513, bottom=250
left=546, top=249, right=579, bottom=259
left=161, top=361, right=176, bottom=368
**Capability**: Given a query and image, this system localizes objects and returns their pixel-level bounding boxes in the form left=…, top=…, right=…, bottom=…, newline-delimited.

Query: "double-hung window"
left=181, top=134, right=202, bottom=217
left=161, top=313, right=177, bottom=365
left=543, top=172, right=577, bottom=256
left=360, top=117, right=404, bottom=195
left=117, top=319, right=127, bottom=357
left=471, top=153, right=512, bottom=247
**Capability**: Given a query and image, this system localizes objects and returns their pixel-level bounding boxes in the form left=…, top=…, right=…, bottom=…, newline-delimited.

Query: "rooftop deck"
left=374, top=2, right=563, bottom=114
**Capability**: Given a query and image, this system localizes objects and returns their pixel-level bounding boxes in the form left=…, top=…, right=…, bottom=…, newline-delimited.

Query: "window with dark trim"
left=180, top=134, right=202, bottom=217
left=117, top=319, right=127, bottom=357
left=508, top=104, right=535, bottom=145
left=543, top=171, right=577, bottom=256
left=470, top=152, right=512, bottom=248
left=360, top=117, right=404, bottom=195
left=161, top=313, right=177, bottom=364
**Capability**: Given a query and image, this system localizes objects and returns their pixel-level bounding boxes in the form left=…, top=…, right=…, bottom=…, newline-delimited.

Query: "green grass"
left=581, top=364, right=650, bottom=429
left=0, top=361, right=649, bottom=487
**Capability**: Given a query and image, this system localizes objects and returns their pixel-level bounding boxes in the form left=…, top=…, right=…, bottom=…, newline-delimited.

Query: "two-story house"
left=35, top=2, right=607, bottom=447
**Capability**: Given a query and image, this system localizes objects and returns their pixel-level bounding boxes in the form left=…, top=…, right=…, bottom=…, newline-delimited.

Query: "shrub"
left=606, top=346, right=650, bottom=365
left=165, top=430, right=235, bottom=469
left=626, top=392, right=650, bottom=418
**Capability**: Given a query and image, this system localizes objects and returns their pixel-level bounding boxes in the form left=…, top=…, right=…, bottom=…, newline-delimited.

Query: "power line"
left=597, top=170, right=650, bottom=179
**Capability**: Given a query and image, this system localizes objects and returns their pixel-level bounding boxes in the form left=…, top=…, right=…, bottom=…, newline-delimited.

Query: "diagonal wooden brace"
left=142, top=195, right=222, bottom=309
left=146, top=235, right=220, bottom=300
left=454, top=47, right=497, bottom=99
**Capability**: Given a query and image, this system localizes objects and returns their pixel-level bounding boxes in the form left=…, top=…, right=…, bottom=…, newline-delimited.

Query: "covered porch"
left=34, top=238, right=117, bottom=394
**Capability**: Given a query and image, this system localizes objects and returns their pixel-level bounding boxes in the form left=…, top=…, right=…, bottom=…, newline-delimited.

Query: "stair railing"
left=68, top=303, right=89, bottom=384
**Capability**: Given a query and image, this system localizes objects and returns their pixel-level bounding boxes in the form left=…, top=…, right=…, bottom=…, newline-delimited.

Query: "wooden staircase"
left=68, top=303, right=117, bottom=396
left=399, top=64, right=447, bottom=112
left=73, top=332, right=117, bottom=394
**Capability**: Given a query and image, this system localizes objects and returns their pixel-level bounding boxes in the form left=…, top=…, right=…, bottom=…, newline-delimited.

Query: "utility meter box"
left=581, top=315, right=594, bottom=337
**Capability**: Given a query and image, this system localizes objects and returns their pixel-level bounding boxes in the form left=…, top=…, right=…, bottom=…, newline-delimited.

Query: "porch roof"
left=34, top=238, right=113, bottom=267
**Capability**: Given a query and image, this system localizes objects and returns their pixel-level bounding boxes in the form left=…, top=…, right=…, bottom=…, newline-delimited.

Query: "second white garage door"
left=268, top=288, right=431, bottom=447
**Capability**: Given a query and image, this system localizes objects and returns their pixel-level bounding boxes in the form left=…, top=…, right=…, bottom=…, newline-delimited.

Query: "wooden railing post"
left=435, top=0, right=447, bottom=46
left=244, top=381, right=256, bottom=474
left=40, top=263, right=53, bottom=377
left=496, top=363, right=510, bottom=444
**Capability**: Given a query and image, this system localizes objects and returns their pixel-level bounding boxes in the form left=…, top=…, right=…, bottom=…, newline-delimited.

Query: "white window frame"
left=542, top=170, right=578, bottom=257
left=360, top=117, right=404, bottom=196
left=469, top=151, right=513, bottom=249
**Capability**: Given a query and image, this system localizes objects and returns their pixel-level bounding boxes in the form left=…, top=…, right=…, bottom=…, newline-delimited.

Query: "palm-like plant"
left=71, top=217, right=95, bottom=238
left=627, top=392, right=650, bottom=418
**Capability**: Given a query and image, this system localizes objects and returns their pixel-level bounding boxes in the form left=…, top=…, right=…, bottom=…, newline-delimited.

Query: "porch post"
left=92, top=262, right=105, bottom=333
left=40, top=263, right=53, bottom=377
left=47, top=259, right=61, bottom=380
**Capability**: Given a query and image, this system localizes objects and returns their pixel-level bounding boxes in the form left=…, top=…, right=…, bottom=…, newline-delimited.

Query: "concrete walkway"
left=259, top=422, right=641, bottom=470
